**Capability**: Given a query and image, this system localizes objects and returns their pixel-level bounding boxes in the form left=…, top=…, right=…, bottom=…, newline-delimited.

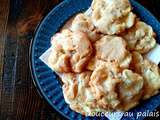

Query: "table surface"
left=0, top=0, right=160, bottom=120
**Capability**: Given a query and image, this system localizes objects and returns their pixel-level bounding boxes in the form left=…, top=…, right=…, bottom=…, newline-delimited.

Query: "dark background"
left=0, top=0, right=160, bottom=120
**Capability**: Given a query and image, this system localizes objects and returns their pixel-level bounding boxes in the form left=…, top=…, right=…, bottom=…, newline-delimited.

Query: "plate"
left=30, top=0, right=160, bottom=119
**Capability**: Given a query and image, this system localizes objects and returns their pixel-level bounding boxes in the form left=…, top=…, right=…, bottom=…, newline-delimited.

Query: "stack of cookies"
left=48, top=0, right=160, bottom=115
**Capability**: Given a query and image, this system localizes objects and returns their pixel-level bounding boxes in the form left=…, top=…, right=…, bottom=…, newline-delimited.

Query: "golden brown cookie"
left=48, top=29, right=92, bottom=73
left=121, top=21, right=156, bottom=54
left=91, top=0, right=136, bottom=34
left=89, top=61, right=144, bottom=111
left=71, top=13, right=102, bottom=42
left=89, top=61, right=121, bottom=110
left=132, top=52, right=160, bottom=99
left=61, top=71, right=105, bottom=115
left=117, top=69, right=144, bottom=111
left=95, top=35, right=132, bottom=68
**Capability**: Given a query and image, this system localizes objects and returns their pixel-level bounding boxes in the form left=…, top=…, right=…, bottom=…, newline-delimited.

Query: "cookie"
left=117, top=69, right=144, bottom=111
left=61, top=71, right=103, bottom=115
left=95, top=35, right=132, bottom=68
left=91, top=0, right=136, bottom=34
left=121, top=21, right=156, bottom=54
left=132, top=52, right=160, bottom=99
left=89, top=61, right=121, bottom=110
left=71, top=13, right=102, bottom=42
left=49, top=29, right=92, bottom=73
left=89, top=61, right=144, bottom=111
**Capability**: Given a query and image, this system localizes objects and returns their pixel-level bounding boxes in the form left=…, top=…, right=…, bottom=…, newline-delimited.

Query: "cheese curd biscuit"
left=61, top=71, right=105, bottom=115
left=132, top=52, right=160, bottom=99
left=117, top=69, right=144, bottom=111
left=92, top=0, right=131, bottom=18
left=95, top=35, right=132, bottom=68
left=121, top=21, right=156, bottom=54
left=89, top=61, right=144, bottom=111
left=71, top=13, right=101, bottom=42
left=91, top=0, right=136, bottom=34
left=89, top=61, right=121, bottom=110
left=49, top=29, right=92, bottom=73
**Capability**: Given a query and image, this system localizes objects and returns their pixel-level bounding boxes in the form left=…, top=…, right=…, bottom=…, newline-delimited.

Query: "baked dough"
left=89, top=61, right=121, bottom=110
left=61, top=71, right=107, bottom=115
left=71, top=13, right=102, bottom=42
left=91, top=0, right=136, bottom=34
left=89, top=61, right=144, bottom=111
left=121, top=21, right=156, bottom=54
left=48, top=29, right=92, bottom=73
left=132, top=52, right=160, bottom=99
left=95, top=35, right=132, bottom=68
left=117, top=69, right=144, bottom=111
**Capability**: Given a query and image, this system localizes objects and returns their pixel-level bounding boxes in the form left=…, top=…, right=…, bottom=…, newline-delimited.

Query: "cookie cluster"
left=48, top=0, right=160, bottom=115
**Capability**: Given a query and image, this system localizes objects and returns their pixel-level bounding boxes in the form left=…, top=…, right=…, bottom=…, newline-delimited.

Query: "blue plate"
left=30, top=0, right=160, bottom=120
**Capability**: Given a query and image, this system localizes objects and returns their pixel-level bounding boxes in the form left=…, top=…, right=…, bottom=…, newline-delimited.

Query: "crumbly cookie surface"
left=48, top=29, right=92, bottom=73
left=89, top=61, right=144, bottom=111
left=121, top=21, right=156, bottom=53
left=89, top=61, right=121, bottom=110
left=71, top=13, right=101, bottom=42
left=117, top=69, right=144, bottom=111
left=132, top=52, right=160, bottom=99
left=95, top=35, right=132, bottom=68
left=61, top=71, right=105, bottom=115
left=91, top=0, right=136, bottom=34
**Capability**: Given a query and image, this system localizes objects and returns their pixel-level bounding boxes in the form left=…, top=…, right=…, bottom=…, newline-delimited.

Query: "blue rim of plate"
left=30, top=0, right=160, bottom=120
